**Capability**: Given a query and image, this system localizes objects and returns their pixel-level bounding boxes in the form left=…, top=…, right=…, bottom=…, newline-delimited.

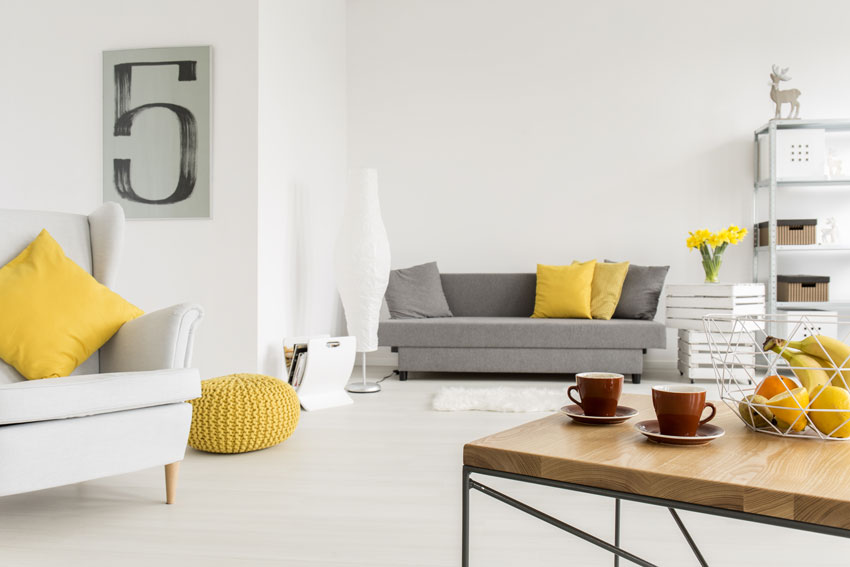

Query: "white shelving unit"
left=752, top=119, right=850, bottom=316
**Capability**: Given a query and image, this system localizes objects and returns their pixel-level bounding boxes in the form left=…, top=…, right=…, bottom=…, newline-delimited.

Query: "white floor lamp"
left=334, top=168, right=391, bottom=393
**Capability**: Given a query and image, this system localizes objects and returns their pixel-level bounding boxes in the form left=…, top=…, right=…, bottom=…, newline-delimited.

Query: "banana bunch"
left=787, top=335, right=850, bottom=390
left=763, top=336, right=831, bottom=393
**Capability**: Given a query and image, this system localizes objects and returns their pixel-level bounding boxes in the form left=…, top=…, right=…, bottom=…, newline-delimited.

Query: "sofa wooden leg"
left=165, top=462, right=180, bottom=505
left=399, top=370, right=408, bottom=381
left=631, top=374, right=642, bottom=384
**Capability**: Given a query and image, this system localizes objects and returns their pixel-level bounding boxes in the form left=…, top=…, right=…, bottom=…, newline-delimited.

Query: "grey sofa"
left=378, top=273, right=666, bottom=384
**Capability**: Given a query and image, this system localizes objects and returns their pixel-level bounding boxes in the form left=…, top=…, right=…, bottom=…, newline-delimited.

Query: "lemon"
left=809, top=385, right=850, bottom=438
left=767, top=387, right=809, bottom=432
left=738, top=394, right=773, bottom=428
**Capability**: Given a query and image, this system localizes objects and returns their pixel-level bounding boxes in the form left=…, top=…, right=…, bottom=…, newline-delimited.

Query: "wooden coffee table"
left=462, top=393, right=850, bottom=566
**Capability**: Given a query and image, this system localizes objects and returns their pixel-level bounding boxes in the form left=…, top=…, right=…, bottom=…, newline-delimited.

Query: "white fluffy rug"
left=432, top=386, right=566, bottom=412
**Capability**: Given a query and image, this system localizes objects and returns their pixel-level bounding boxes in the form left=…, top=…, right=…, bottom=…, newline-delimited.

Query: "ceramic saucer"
left=560, top=405, right=638, bottom=425
left=634, top=420, right=725, bottom=446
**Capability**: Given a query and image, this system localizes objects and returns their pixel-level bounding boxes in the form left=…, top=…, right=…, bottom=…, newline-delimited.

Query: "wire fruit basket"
left=705, top=314, right=850, bottom=440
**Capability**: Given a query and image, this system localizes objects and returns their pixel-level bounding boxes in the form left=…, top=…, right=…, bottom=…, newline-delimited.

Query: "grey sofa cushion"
left=379, top=316, right=666, bottom=349
left=385, top=262, right=453, bottom=319
left=440, top=273, right=536, bottom=316
left=606, top=261, right=669, bottom=320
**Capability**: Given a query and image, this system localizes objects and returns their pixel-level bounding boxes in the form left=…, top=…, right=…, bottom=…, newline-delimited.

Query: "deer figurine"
left=769, top=64, right=801, bottom=119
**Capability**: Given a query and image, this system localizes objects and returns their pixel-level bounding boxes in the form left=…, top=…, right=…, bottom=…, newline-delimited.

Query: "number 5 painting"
left=103, top=46, right=211, bottom=219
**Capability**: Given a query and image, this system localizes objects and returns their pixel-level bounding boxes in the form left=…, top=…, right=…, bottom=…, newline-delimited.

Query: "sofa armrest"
left=100, top=303, right=204, bottom=373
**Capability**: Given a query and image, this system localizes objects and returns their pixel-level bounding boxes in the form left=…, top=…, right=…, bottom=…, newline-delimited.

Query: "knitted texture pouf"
left=188, top=373, right=300, bottom=454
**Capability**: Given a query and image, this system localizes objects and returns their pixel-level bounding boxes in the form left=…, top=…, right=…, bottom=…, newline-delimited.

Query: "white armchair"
left=0, top=203, right=202, bottom=503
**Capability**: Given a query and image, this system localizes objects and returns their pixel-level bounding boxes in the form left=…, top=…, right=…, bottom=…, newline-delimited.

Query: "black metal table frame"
left=462, top=465, right=850, bottom=566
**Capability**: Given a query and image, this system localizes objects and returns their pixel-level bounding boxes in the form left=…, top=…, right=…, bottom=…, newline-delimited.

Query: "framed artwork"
left=103, top=46, right=211, bottom=219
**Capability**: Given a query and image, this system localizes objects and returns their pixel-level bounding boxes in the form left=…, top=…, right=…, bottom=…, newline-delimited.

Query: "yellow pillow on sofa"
left=582, top=260, right=630, bottom=320
left=531, top=261, right=596, bottom=319
left=0, top=230, right=143, bottom=380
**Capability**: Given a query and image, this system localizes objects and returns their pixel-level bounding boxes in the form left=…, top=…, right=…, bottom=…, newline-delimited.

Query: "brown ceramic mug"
left=567, top=372, right=623, bottom=417
left=652, top=385, right=716, bottom=437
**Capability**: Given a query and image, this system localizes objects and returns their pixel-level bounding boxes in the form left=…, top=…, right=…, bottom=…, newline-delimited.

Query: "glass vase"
left=703, top=260, right=721, bottom=283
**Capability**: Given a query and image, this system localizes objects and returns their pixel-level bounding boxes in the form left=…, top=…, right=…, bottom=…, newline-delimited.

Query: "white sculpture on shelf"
left=821, top=217, right=839, bottom=245
left=769, top=64, right=801, bottom=119
left=334, top=168, right=391, bottom=393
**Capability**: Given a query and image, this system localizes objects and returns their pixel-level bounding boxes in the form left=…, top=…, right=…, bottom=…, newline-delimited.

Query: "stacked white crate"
left=666, top=283, right=766, bottom=382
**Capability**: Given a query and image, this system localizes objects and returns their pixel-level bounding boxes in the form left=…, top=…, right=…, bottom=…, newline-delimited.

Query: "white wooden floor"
left=0, top=369, right=846, bottom=566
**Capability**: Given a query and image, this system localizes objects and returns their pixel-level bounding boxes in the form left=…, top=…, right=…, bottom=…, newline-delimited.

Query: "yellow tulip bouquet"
left=686, top=225, right=748, bottom=283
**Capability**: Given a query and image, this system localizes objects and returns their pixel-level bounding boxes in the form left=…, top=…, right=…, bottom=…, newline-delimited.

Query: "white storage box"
left=758, top=129, right=826, bottom=181
left=776, top=309, right=839, bottom=341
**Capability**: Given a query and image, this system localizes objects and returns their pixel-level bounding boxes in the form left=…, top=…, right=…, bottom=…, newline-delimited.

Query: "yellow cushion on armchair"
left=0, top=229, right=143, bottom=380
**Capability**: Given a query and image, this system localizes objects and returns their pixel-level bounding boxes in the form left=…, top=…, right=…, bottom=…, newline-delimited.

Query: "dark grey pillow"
left=385, top=262, right=453, bottom=319
left=605, top=260, right=669, bottom=320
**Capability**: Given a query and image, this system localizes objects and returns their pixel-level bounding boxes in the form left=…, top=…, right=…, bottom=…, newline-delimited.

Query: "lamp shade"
left=334, top=169, right=391, bottom=353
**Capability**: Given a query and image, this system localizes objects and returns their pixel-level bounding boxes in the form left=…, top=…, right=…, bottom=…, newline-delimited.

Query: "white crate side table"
left=666, top=283, right=766, bottom=383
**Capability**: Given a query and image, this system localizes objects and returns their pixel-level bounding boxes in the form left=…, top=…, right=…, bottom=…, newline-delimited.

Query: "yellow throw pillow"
left=586, top=261, right=630, bottom=320
left=0, top=230, right=143, bottom=380
left=531, top=261, right=596, bottom=319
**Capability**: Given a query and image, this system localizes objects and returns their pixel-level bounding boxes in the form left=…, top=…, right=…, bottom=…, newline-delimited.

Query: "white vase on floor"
left=334, top=168, right=391, bottom=393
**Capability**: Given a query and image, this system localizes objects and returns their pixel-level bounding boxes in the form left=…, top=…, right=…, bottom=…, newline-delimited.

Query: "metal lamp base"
left=347, top=352, right=381, bottom=393
left=346, top=381, right=381, bottom=394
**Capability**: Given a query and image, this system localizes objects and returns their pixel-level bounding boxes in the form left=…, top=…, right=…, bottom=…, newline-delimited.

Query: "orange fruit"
left=755, top=375, right=798, bottom=400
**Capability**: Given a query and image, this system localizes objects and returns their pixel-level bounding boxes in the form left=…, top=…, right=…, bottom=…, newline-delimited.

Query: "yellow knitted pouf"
left=188, top=373, right=300, bottom=454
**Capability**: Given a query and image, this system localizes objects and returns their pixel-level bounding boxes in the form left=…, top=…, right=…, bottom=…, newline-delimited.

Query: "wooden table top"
left=464, top=393, right=850, bottom=530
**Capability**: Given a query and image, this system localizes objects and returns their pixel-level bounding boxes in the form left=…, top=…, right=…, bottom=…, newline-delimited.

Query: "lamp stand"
left=346, top=352, right=381, bottom=393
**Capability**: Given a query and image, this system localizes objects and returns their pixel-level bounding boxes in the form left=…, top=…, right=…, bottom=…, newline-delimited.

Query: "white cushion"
left=0, top=368, right=200, bottom=426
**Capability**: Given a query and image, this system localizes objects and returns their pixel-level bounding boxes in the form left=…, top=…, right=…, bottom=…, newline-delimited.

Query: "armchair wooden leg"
left=165, top=462, right=181, bottom=505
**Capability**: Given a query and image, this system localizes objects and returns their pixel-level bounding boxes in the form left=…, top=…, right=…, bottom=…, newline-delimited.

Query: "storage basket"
left=705, top=314, right=850, bottom=440
left=757, top=219, right=817, bottom=246
left=778, top=275, right=829, bottom=302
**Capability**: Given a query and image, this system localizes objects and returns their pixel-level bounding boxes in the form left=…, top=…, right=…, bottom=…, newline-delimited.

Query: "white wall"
left=348, top=0, right=850, bottom=365
left=7, top=0, right=850, bottom=378
left=0, top=0, right=259, bottom=379
left=257, top=0, right=348, bottom=376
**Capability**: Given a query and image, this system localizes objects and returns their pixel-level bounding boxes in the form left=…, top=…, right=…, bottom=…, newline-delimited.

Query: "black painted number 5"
left=112, top=61, right=198, bottom=204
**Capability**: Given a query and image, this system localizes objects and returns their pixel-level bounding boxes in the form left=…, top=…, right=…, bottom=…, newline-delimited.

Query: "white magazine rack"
left=284, top=335, right=355, bottom=411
